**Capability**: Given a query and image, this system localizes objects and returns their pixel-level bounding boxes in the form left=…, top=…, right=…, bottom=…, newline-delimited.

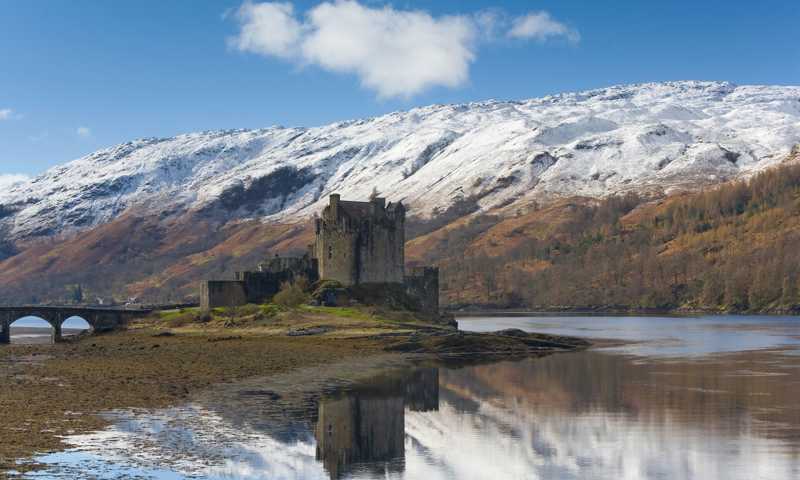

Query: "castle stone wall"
left=357, top=218, right=404, bottom=284
left=404, top=267, right=440, bottom=317
left=315, top=223, right=358, bottom=285
left=260, top=256, right=319, bottom=277
left=201, top=256, right=318, bottom=310
left=201, top=281, right=247, bottom=310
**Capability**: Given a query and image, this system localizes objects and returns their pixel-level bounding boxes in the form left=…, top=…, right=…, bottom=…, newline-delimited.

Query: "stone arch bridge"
left=0, top=306, right=152, bottom=343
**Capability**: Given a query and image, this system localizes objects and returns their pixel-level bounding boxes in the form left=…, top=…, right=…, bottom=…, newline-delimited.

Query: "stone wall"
left=201, top=256, right=318, bottom=310
left=404, top=267, right=440, bottom=317
left=90, top=312, right=126, bottom=333
left=314, top=220, right=358, bottom=285
left=200, top=281, right=247, bottom=311
left=0, top=318, right=9, bottom=344
left=259, top=255, right=319, bottom=277
left=357, top=215, right=405, bottom=284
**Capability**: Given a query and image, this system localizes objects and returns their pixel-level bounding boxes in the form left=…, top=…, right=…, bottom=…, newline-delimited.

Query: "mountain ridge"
left=2, top=80, right=799, bottom=244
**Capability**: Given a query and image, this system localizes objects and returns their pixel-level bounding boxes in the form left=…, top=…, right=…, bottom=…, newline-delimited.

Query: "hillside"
left=0, top=81, right=799, bottom=304
left=1, top=81, right=799, bottom=243
left=413, top=149, right=800, bottom=313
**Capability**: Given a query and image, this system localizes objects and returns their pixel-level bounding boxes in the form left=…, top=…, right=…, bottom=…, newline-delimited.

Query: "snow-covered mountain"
left=2, top=81, right=799, bottom=241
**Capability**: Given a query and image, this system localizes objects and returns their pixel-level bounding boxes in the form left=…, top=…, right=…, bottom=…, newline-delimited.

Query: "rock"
left=495, top=328, right=528, bottom=337
left=286, top=327, right=330, bottom=337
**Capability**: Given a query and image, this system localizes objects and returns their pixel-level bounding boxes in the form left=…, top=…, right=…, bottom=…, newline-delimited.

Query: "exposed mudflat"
left=0, top=307, right=586, bottom=473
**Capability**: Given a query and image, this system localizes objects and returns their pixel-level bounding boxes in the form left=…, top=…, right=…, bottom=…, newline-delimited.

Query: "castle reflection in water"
left=315, top=368, right=439, bottom=479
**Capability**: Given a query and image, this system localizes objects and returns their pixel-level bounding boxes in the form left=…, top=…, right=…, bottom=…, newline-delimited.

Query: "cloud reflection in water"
left=26, top=317, right=800, bottom=480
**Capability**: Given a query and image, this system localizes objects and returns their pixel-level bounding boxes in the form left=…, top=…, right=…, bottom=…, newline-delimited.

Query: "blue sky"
left=1, top=0, right=798, bottom=178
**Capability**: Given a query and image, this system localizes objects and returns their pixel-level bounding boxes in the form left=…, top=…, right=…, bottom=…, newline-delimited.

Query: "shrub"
left=164, top=312, right=197, bottom=328
left=311, top=279, right=349, bottom=307
left=274, top=281, right=309, bottom=307
left=236, top=304, right=261, bottom=316
left=259, top=303, right=283, bottom=317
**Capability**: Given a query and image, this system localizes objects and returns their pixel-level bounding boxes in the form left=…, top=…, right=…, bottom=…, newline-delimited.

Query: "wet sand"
left=9, top=327, right=87, bottom=345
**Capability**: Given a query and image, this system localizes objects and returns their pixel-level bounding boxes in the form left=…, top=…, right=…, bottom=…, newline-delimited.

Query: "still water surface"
left=16, top=315, right=800, bottom=479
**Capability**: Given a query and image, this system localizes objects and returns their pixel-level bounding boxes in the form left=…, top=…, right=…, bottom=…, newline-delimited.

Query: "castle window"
left=328, top=245, right=333, bottom=259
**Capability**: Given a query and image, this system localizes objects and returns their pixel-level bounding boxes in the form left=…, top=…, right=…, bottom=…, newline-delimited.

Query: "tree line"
left=434, top=162, right=800, bottom=313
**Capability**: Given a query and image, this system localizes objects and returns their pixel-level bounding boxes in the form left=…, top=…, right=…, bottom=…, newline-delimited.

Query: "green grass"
left=300, top=305, right=378, bottom=321
left=157, top=307, right=200, bottom=321
left=152, top=303, right=416, bottom=329
left=259, top=303, right=285, bottom=316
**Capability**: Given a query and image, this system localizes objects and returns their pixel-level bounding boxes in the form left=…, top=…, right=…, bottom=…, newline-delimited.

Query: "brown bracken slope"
left=0, top=211, right=313, bottom=304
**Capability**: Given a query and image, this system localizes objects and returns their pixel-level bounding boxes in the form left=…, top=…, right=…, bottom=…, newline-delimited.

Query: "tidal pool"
left=14, top=315, right=800, bottom=479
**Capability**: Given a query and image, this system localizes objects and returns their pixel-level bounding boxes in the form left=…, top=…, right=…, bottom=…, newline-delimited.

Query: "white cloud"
left=77, top=126, right=91, bottom=137
left=0, top=174, right=30, bottom=190
left=229, top=2, right=579, bottom=98
left=508, top=11, right=580, bottom=43
left=0, top=109, right=14, bottom=121
left=299, top=1, right=475, bottom=98
left=230, top=2, right=302, bottom=59
left=229, top=1, right=475, bottom=98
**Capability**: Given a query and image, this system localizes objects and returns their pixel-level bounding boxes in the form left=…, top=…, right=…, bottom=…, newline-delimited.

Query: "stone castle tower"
left=314, top=194, right=405, bottom=286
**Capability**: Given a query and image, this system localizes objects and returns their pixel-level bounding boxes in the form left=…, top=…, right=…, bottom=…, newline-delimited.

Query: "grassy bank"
left=0, top=304, right=586, bottom=473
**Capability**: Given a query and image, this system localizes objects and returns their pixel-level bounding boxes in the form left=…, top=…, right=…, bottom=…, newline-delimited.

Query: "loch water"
left=15, top=315, right=800, bottom=480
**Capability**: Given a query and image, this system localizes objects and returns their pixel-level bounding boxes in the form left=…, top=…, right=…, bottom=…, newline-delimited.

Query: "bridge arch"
left=8, top=316, right=55, bottom=344
left=61, top=316, right=93, bottom=339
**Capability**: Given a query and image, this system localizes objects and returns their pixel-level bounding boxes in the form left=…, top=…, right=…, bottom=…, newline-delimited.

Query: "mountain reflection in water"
left=23, top=317, right=800, bottom=480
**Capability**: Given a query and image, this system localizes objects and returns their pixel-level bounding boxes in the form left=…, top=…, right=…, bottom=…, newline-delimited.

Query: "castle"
left=201, top=194, right=440, bottom=318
